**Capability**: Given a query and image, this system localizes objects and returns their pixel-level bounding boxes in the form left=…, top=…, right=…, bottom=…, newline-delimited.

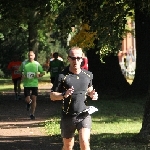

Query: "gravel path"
left=0, top=86, right=63, bottom=150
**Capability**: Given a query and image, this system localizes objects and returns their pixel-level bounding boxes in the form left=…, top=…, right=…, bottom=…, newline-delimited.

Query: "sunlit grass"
left=45, top=118, right=60, bottom=135
left=92, top=121, right=141, bottom=134
left=0, top=74, right=50, bottom=92
left=44, top=97, right=147, bottom=149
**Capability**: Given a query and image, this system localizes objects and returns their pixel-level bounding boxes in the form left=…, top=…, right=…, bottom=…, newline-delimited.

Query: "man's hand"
left=37, top=72, right=45, bottom=77
left=89, top=89, right=98, bottom=100
left=21, top=76, right=25, bottom=80
left=64, top=86, right=74, bottom=98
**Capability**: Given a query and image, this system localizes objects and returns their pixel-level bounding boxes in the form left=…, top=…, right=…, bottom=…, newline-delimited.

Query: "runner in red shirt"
left=7, top=55, right=22, bottom=100
left=81, top=52, right=88, bottom=70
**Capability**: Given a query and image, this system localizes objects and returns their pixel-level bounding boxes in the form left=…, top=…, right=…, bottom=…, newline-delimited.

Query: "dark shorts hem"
left=24, top=87, right=38, bottom=97
left=60, top=114, right=91, bottom=138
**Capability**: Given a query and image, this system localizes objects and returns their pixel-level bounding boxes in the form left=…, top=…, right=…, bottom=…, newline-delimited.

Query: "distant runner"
left=19, top=51, right=45, bottom=120
left=7, top=54, right=22, bottom=100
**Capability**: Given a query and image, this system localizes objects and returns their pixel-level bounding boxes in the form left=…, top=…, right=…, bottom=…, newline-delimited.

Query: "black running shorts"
left=60, top=114, right=91, bottom=138
left=24, top=87, right=38, bottom=97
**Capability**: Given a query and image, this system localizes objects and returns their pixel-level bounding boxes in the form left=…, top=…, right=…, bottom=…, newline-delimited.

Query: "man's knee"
left=63, top=138, right=74, bottom=150
left=79, top=139, right=90, bottom=150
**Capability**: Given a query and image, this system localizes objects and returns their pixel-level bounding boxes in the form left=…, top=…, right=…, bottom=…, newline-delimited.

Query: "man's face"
left=68, top=49, right=82, bottom=69
left=28, top=51, right=35, bottom=61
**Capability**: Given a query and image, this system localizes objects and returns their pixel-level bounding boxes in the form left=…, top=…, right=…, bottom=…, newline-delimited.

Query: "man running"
left=50, top=47, right=98, bottom=150
left=19, top=51, right=45, bottom=120
left=7, top=54, right=22, bottom=100
left=47, top=52, right=64, bottom=84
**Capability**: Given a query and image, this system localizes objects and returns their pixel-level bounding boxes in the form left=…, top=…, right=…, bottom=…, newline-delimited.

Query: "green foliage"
left=0, top=0, right=68, bottom=76
left=1, top=0, right=150, bottom=61
left=54, top=0, right=135, bottom=58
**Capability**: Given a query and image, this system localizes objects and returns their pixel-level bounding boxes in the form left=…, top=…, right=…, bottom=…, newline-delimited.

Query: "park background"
left=1, top=1, right=150, bottom=149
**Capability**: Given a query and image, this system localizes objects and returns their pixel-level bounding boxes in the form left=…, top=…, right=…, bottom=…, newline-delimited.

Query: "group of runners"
left=7, top=47, right=97, bottom=150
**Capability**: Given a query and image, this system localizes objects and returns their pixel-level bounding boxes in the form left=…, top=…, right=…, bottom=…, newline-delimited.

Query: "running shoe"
left=30, top=114, right=35, bottom=120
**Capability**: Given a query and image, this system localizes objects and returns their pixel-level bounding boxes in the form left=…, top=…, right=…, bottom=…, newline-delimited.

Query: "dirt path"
left=0, top=85, right=63, bottom=150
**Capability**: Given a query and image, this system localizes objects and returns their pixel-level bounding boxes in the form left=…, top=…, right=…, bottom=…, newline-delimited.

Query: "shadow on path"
left=0, top=94, right=63, bottom=150
left=0, top=136, right=63, bottom=150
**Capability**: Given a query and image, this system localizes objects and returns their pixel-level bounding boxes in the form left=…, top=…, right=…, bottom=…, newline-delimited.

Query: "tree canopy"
left=54, top=0, right=135, bottom=57
left=0, top=0, right=66, bottom=75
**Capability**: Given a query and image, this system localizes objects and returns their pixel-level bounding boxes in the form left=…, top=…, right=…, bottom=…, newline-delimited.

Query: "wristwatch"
left=62, top=92, right=66, bottom=99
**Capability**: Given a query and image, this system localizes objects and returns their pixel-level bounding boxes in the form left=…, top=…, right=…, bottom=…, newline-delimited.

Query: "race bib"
left=14, top=70, right=21, bottom=74
left=27, top=72, right=35, bottom=79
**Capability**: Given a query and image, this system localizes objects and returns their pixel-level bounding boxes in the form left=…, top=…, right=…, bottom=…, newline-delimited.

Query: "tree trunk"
left=131, top=5, right=150, bottom=96
left=139, top=95, right=150, bottom=140
left=87, top=47, right=129, bottom=95
left=134, top=4, right=150, bottom=139
left=28, top=11, right=39, bottom=60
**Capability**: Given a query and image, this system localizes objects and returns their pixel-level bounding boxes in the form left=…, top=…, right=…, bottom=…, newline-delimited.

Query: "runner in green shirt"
left=47, top=52, right=64, bottom=84
left=19, top=51, right=45, bottom=120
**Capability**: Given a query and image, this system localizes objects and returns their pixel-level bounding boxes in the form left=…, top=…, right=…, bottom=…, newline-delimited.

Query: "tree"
left=131, top=2, right=150, bottom=95
left=0, top=0, right=58, bottom=59
left=55, top=0, right=132, bottom=92
left=0, top=0, right=66, bottom=74
left=133, top=1, right=150, bottom=140
left=54, top=0, right=150, bottom=139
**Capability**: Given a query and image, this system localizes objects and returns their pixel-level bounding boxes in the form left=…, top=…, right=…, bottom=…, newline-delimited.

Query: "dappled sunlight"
left=0, top=135, right=63, bottom=149
left=92, top=116, right=142, bottom=123
left=92, top=121, right=142, bottom=134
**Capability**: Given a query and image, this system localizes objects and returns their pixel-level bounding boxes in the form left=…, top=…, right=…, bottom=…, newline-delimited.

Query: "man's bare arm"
left=87, top=86, right=98, bottom=100
left=50, top=92, right=64, bottom=101
left=50, top=86, right=74, bottom=101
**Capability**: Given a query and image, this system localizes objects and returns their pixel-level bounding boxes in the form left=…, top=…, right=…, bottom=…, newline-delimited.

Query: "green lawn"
left=0, top=73, right=50, bottom=91
left=45, top=97, right=147, bottom=150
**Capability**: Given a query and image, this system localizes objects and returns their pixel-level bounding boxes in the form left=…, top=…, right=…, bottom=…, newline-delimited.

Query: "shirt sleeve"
left=38, top=63, right=44, bottom=73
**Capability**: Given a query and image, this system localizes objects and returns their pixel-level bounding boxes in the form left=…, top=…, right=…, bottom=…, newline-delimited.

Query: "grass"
left=0, top=76, right=148, bottom=149
left=0, top=73, right=50, bottom=92
left=44, top=97, right=148, bottom=150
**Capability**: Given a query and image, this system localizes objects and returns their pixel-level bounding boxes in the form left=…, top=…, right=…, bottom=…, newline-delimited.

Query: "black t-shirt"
left=52, top=66, right=93, bottom=116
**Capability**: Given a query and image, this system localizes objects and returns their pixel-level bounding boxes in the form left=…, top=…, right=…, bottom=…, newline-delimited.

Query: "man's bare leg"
left=62, top=137, right=74, bottom=150
left=17, top=79, right=21, bottom=99
left=79, top=128, right=90, bottom=150
left=30, top=95, right=37, bottom=115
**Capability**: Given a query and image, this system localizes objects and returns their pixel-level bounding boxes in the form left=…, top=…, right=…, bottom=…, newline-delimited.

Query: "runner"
left=19, top=51, right=45, bottom=120
left=50, top=47, right=98, bottom=150
left=81, top=52, right=88, bottom=70
left=47, top=52, right=64, bottom=84
left=7, top=54, right=22, bottom=100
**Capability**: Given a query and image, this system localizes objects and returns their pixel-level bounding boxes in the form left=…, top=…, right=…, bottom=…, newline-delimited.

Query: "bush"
left=0, top=69, right=4, bottom=78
